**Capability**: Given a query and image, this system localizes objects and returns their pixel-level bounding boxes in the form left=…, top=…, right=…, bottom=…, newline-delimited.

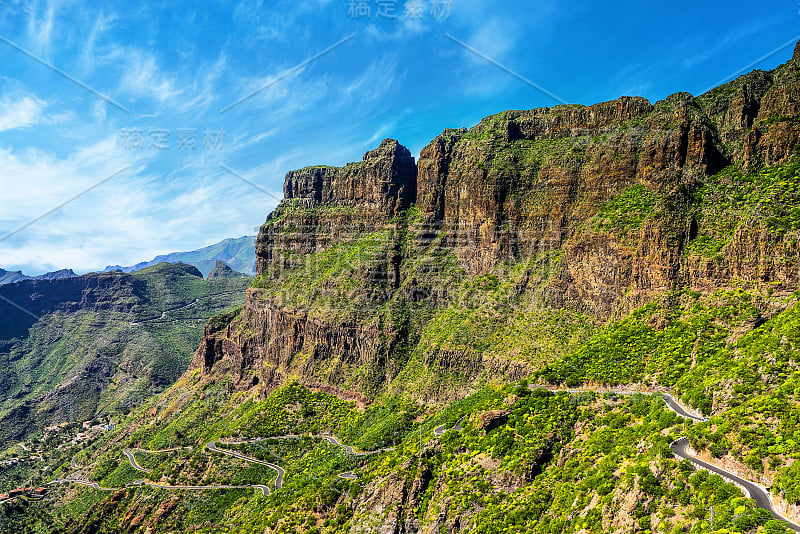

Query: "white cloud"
left=25, top=0, right=56, bottom=55
left=0, top=95, right=46, bottom=131
left=117, top=50, right=178, bottom=103
left=461, top=18, right=516, bottom=62
left=341, top=54, right=400, bottom=104
left=79, top=12, right=118, bottom=76
left=174, top=52, right=228, bottom=114
left=0, top=135, right=285, bottom=275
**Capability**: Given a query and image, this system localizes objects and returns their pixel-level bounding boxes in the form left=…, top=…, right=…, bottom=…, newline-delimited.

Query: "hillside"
left=200, top=44, right=800, bottom=402
left=0, top=263, right=251, bottom=448
left=2, top=42, right=800, bottom=534
left=102, top=236, right=257, bottom=277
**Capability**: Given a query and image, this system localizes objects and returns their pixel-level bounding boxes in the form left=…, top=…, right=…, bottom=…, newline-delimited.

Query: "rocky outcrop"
left=256, top=139, right=416, bottom=278
left=282, top=139, right=416, bottom=214
left=192, top=43, right=800, bottom=400
left=741, top=41, right=800, bottom=168
left=206, top=260, right=246, bottom=279
left=194, top=141, right=417, bottom=395
left=477, top=410, right=509, bottom=432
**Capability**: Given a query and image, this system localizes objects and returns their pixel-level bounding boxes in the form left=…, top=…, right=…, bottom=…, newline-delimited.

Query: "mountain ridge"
left=102, top=235, right=257, bottom=277
left=0, top=268, right=78, bottom=286
left=194, top=42, right=800, bottom=404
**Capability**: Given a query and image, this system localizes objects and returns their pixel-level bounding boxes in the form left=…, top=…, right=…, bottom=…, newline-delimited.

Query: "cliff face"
left=256, top=138, right=416, bottom=278
left=0, top=272, right=140, bottom=340
left=280, top=139, right=416, bottom=216
left=192, top=45, right=800, bottom=400
left=195, top=140, right=417, bottom=396
left=413, top=92, right=726, bottom=315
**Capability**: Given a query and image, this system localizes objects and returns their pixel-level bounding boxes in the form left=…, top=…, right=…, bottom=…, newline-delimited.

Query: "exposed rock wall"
left=192, top=45, right=800, bottom=398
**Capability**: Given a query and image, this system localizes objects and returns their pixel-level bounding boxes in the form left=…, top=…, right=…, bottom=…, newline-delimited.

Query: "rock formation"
left=192, top=44, right=800, bottom=402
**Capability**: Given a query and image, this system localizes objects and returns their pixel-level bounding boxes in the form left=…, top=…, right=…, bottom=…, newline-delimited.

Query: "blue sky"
left=0, top=0, right=797, bottom=275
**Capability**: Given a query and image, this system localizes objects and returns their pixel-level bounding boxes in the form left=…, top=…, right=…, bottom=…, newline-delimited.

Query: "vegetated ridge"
left=0, top=262, right=251, bottom=447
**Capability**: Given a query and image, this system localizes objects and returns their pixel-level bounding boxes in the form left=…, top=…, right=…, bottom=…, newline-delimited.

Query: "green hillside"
left=0, top=263, right=251, bottom=448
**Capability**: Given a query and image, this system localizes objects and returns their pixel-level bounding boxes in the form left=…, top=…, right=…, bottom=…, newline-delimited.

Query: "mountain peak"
left=207, top=260, right=247, bottom=279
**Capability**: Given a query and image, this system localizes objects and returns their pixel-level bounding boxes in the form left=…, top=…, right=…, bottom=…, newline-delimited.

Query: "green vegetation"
left=6, top=51, right=800, bottom=534
left=537, top=288, right=800, bottom=414
left=688, top=158, right=800, bottom=257
left=0, top=264, right=251, bottom=447
left=592, top=184, right=661, bottom=236
left=3, top=368, right=797, bottom=533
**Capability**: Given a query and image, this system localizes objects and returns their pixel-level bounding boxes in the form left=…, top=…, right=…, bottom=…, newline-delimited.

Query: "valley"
left=3, top=36, right=800, bottom=534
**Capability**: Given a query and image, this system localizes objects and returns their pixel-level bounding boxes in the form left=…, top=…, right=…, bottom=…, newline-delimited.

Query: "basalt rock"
left=477, top=410, right=510, bottom=432
left=193, top=43, right=800, bottom=400
left=206, top=260, right=246, bottom=279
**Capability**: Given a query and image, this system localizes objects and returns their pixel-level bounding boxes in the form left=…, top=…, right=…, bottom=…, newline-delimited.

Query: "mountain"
left=102, top=236, right=257, bottom=277
left=0, top=269, right=28, bottom=285
left=3, top=42, right=800, bottom=534
left=0, top=262, right=251, bottom=447
left=31, top=268, right=78, bottom=281
left=206, top=260, right=248, bottom=279
left=0, top=268, right=78, bottom=286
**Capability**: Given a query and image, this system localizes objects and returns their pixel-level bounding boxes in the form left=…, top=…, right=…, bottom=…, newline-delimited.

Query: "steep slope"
left=193, top=44, right=800, bottom=403
left=0, top=263, right=251, bottom=446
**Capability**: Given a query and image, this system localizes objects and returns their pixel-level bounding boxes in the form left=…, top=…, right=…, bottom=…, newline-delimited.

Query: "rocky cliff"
left=192, top=43, right=800, bottom=402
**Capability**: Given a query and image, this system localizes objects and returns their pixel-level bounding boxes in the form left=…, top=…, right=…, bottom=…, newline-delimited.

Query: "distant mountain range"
left=0, top=236, right=257, bottom=286
left=102, top=235, right=256, bottom=277
left=0, top=268, right=78, bottom=285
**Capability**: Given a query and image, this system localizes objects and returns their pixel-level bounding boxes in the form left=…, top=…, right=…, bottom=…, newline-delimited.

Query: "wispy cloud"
left=0, top=95, right=46, bottom=131
left=25, top=0, right=57, bottom=56
left=78, top=12, right=118, bottom=76
left=341, top=54, right=401, bottom=103
left=116, top=49, right=179, bottom=104
left=0, top=139, right=282, bottom=274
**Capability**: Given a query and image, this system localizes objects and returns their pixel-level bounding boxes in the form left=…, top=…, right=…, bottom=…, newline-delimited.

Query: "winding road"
left=670, top=438, right=800, bottom=531
left=123, top=449, right=151, bottom=473
left=547, top=386, right=799, bottom=530
left=206, top=441, right=286, bottom=489
left=50, top=477, right=270, bottom=497
left=660, top=392, right=707, bottom=422
left=49, top=478, right=119, bottom=492
left=130, top=478, right=271, bottom=497
left=122, top=447, right=192, bottom=474
left=55, top=433, right=399, bottom=499
left=131, top=290, right=246, bottom=326
left=51, top=387, right=799, bottom=530
left=657, top=393, right=798, bottom=530
left=434, top=415, right=467, bottom=437
left=317, top=435, right=395, bottom=456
